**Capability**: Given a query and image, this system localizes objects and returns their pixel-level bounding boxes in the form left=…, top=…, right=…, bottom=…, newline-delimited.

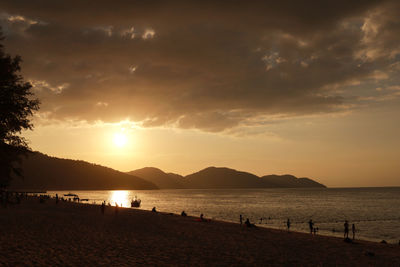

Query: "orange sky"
left=2, top=0, right=400, bottom=187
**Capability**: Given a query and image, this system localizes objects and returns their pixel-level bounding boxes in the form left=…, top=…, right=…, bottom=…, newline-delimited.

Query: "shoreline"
left=20, top=190, right=400, bottom=244
left=44, top=189, right=400, bottom=244
left=1, top=196, right=399, bottom=266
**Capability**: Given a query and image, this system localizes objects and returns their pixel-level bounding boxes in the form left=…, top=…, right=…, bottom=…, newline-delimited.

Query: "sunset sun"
left=113, top=132, right=128, bottom=147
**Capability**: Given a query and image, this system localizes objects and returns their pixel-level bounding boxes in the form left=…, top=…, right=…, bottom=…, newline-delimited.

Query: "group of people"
left=307, top=219, right=319, bottom=235
left=344, top=220, right=356, bottom=240
left=308, top=219, right=356, bottom=239
left=239, top=215, right=357, bottom=239
left=0, top=191, right=27, bottom=207
left=99, top=201, right=360, bottom=241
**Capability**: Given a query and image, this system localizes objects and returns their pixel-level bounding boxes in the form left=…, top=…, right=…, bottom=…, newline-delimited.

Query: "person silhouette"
left=344, top=220, right=349, bottom=239
left=181, top=210, right=187, bottom=216
left=101, top=201, right=105, bottom=215
left=308, top=219, right=314, bottom=234
left=240, top=214, right=243, bottom=225
left=352, top=223, right=356, bottom=240
left=152, top=207, right=157, bottom=212
left=287, top=218, right=291, bottom=231
left=245, top=218, right=256, bottom=228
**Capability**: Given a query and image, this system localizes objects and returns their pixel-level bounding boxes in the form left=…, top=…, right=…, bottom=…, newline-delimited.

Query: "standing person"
left=240, top=214, right=243, bottom=225
left=287, top=218, right=291, bottom=231
left=352, top=223, right=356, bottom=240
left=344, top=220, right=349, bottom=239
left=55, top=194, right=59, bottom=204
left=308, top=219, right=314, bottom=234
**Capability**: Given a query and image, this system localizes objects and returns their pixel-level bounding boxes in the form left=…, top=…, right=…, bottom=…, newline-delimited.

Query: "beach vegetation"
left=0, top=29, right=40, bottom=188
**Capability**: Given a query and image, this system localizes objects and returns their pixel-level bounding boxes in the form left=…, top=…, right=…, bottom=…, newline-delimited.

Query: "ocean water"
left=48, top=187, right=400, bottom=243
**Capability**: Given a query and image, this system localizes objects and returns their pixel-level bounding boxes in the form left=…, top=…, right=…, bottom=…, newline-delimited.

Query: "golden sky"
left=1, top=0, right=400, bottom=187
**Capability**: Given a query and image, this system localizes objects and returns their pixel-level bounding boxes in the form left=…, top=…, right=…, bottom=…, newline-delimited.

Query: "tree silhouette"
left=0, top=29, right=40, bottom=188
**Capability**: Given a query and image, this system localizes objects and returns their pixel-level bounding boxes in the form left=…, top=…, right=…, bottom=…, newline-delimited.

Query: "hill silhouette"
left=128, top=167, right=185, bottom=189
left=9, top=151, right=157, bottom=191
left=261, top=174, right=325, bottom=188
left=8, top=151, right=325, bottom=190
left=183, top=167, right=261, bottom=188
left=128, top=166, right=326, bottom=189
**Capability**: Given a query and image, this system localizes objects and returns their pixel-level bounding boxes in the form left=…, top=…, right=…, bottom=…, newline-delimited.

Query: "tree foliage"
left=0, top=30, right=40, bottom=188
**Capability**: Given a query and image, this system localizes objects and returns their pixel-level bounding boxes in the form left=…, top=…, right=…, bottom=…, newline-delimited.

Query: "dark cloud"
left=1, top=0, right=399, bottom=131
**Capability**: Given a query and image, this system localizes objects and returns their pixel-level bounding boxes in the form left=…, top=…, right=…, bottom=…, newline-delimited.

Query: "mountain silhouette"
left=128, top=167, right=185, bottom=189
left=128, top=166, right=326, bottom=189
left=261, top=174, right=325, bottom=188
left=9, top=151, right=157, bottom=190
left=8, top=151, right=325, bottom=191
left=183, top=167, right=261, bottom=188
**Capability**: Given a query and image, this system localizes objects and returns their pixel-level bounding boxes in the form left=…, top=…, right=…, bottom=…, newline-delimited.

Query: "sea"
left=47, top=187, right=400, bottom=244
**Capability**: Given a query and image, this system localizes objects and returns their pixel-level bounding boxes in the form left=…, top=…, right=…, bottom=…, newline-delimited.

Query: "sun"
left=113, top=132, right=128, bottom=147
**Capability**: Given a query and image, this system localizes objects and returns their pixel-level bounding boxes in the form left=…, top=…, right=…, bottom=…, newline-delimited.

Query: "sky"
left=1, top=0, right=400, bottom=187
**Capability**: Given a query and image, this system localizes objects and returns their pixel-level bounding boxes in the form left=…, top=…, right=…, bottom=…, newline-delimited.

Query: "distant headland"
left=9, top=151, right=325, bottom=190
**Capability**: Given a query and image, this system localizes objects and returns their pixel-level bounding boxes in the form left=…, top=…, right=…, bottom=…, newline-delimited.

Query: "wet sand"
left=1, top=197, right=399, bottom=266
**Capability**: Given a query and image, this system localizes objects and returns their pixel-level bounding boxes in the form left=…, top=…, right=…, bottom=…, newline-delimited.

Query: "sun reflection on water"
left=110, top=190, right=130, bottom=207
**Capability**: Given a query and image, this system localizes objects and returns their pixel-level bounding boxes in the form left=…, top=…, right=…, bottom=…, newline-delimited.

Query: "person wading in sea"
left=344, top=220, right=349, bottom=239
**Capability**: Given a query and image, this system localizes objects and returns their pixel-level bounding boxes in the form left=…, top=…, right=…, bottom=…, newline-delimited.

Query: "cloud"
left=1, top=0, right=399, bottom=132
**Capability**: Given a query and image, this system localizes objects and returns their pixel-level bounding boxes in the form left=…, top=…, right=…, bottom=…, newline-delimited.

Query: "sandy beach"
left=1, top=197, right=399, bottom=266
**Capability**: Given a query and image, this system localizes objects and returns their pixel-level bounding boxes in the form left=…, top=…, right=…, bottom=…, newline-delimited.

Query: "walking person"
left=344, top=220, right=349, bottom=239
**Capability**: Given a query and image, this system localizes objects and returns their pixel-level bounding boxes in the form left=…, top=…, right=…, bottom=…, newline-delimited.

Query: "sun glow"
left=113, top=132, right=128, bottom=147
left=110, top=190, right=130, bottom=207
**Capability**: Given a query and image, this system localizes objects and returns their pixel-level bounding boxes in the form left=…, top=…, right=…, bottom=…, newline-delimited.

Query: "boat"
left=131, top=196, right=141, bottom=208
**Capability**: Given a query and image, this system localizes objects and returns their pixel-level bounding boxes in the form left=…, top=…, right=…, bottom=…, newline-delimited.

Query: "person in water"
left=308, top=219, right=314, bottom=234
left=344, top=220, right=349, bottom=239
